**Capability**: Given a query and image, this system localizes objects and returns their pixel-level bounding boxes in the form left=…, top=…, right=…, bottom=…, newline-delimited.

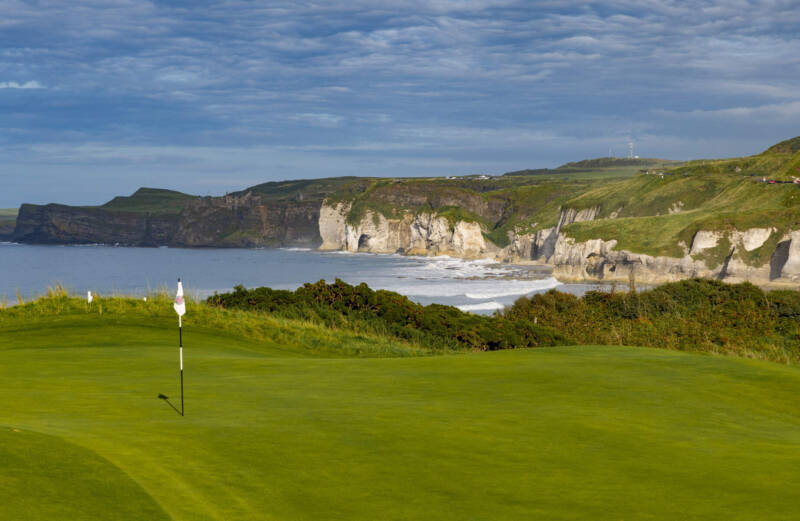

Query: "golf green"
left=1, top=315, right=799, bottom=520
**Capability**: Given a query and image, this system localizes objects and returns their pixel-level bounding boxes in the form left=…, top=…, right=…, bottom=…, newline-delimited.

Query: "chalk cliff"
left=319, top=200, right=800, bottom=287
left=319, top=202, right=499, bottom=258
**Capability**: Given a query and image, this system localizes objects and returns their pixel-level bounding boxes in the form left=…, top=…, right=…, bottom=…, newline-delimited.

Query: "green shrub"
left=208, top=279, right=569, bottom=352
left=504, top=279, right=800, bottom=363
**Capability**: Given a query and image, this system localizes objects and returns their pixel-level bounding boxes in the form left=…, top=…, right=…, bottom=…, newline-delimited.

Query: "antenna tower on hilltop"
left=628, top=141, right=634, bottom=159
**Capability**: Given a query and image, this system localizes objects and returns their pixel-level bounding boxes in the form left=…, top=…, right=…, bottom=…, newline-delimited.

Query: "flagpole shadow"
left=158, top=393, right=183, bottom=415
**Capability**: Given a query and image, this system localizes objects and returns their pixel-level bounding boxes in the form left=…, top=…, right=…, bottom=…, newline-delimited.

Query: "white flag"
left=174, top=279, right=186, bottom=317
left=87, top=290, right=93, bottom=303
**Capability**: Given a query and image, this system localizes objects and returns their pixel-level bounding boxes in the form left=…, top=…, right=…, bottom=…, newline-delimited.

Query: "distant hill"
left=236, top=177, right=361, bottom=201
left=670, top=136, right=800, bottom=180
left=503, top=157, right=681, bottom=178
left=100, top=187, right=196, bottom=214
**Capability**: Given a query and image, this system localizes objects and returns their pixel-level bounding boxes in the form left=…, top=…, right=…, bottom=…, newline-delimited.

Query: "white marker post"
left=173, top=278, right=186, bottom=416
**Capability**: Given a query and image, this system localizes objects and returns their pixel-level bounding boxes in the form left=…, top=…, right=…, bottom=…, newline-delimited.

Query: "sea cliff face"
left=13, top=192, right=322, bottom=247
left=318, top=201, right=800, bottom=287
left=319, top=202, right=500, bottom=258
left=13, top=204, right=179, bottom=245
left=171, top=192, right=321, bottom=247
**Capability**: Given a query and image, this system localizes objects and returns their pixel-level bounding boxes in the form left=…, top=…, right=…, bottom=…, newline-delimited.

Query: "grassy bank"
left=1, top=296, right=799, bottom=520
left=0, top=290, right=431, bottom=358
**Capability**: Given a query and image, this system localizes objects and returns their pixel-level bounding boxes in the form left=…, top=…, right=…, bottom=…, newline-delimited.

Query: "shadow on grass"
left=158, top=394, right=182, bottom=416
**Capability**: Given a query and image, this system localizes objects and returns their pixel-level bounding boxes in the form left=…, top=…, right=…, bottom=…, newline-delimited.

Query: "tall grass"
left=0, top=292, right=432, bottom=358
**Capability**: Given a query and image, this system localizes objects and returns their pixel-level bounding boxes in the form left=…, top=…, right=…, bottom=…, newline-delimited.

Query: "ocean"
left=0, top=243, right=608, bottom=312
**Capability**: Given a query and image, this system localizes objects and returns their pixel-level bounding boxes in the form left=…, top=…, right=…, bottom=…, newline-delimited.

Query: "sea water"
left=0, top=243, right=608, bottom=313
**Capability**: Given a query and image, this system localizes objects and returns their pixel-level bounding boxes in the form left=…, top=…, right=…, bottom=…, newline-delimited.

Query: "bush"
left=504, top=279, right=800, bottom=363
left=208, top=279, right=569, bottom=352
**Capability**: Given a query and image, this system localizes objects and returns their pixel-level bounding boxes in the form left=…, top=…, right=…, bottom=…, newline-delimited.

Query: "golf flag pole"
left=174, top=278, right=186, bottom=416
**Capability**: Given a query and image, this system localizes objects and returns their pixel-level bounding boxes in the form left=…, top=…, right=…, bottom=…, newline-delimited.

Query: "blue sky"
left=1, top=0, right=799, bottom=207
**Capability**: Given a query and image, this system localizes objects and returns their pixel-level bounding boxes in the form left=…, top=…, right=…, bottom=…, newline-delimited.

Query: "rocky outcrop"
left=689, top=231, right=723, bottom=255
left=319, top=202, right=351, bottom=250
left=734, top=228, right=774, bottom=252
left=505, top=206, right=600, bottom=262
left=546, top=227, right=800, bottom=287
left=779, top=231, right=800, bottom=281
left=549, top=235, right=714, bottom=285
left=318, top=202, right=499, bottom=258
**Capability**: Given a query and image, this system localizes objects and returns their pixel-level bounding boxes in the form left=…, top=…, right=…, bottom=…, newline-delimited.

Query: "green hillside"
left=238, top=176, right=362, bottom=201
left=563, top=139, right=800, bottom=259
left=1, top=295, right=799, bottom=520
left=0, top=208, right=17, bottom=238
left=100, top=187, right=197, bottom=214
left=504, top=156, right=681, bottom=180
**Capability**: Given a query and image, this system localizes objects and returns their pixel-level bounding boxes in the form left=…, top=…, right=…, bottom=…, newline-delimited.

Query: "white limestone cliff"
left=318, top=200, right=800, bottom=287
left=318, top=202, right=498, bottom=258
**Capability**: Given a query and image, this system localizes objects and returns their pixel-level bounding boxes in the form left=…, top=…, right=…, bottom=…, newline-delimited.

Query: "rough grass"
left=0, top=303, right=799, bottom=520
left=564, top=174, right=800, bottom=258
left=0, top=291, right=432, bottom=358
left=100, top=187, right=195, bottom=214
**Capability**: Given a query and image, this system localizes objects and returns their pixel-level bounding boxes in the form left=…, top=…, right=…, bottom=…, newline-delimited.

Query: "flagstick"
left=179, top=314, right=184, bottom=416
left=173, top=277, right=186, bottom=417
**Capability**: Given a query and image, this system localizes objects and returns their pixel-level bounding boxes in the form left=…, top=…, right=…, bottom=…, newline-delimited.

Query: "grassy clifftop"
left=0, top=208, right=17, bottom=239
left=504, top=156, right=681, bottom=179
left=100, top=187, right=196, bottom=214
left=323, top=136, right=800, bottom=253
left=562, top=139, right=800, bottom=258
left=91, top=178, right=362, bottom=216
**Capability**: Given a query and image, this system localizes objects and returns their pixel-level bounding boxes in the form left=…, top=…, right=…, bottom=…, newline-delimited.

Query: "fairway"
left=1, top=314, right=799, bottom=520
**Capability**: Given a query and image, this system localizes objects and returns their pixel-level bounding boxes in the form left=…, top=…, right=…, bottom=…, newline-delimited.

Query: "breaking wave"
left=464, top=277, right=561, bottom=299
left=457, top=301, right=505, bottom=312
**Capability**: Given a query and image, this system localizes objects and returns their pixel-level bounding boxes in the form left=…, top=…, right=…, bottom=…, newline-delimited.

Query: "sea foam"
left=457, top=301, right=505, bottom=312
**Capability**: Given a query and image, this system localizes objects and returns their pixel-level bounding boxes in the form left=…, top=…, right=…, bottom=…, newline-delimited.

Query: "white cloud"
left=0, top=80, right=44, bottom=89
left=656, top=101, right=800, bottom=120
left=288, top=113, right=345, bottom=127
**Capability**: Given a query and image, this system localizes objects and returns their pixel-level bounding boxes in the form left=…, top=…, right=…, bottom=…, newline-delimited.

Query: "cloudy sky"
left=1, top=0, right=799, bottom=207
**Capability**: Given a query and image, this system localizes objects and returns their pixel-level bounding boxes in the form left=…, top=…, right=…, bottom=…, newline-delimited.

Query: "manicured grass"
left=1, top=301, right=799, bottom=520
